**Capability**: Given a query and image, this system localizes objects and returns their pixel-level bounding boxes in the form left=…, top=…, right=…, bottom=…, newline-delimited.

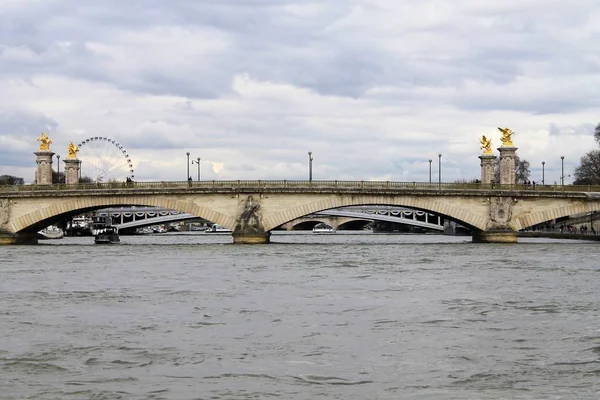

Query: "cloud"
left=0, top=0, right=599, bottom=184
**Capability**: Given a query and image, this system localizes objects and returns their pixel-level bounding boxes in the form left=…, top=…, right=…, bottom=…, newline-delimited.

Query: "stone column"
left=34, top=151, right=55, bottom=185
left=63, top=158, right=81, bottom=185
left=479, top=154, right=497, bottom=185
left=498, top=146, right=518, bottom=185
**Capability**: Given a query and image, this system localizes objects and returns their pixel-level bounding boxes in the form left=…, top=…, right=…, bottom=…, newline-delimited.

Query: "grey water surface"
left=1, top=232, right=599, bottom=399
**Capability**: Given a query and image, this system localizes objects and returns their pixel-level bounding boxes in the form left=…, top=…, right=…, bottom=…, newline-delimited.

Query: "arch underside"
left=10, top=197, right=234, bottom=233
left=512, top=202, right=600, bottom=231
left=263, top=195, right=486, bottom=232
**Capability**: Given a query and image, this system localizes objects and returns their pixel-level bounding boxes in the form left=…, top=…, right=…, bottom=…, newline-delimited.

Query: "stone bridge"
left=1, top=180, right=600, bottom=244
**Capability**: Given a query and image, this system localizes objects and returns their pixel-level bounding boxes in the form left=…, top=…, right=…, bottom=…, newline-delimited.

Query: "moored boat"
left=38, top=225, right=64, bottom=240
left=313, top=223, right=335, bottom=234
left=205, top=224, right=233, bottom=233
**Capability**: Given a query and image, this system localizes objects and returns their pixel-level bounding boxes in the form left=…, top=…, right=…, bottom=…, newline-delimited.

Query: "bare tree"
left=515, top=158, right=531, bottom=184
left=594, top=122, right=600, bottom=146
left=573, top=150, right=600, bottom=185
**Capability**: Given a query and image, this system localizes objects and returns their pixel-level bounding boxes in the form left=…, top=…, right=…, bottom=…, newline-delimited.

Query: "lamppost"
left=192, top=157, right=201, bottom=181
left=308, top=151, right=313, bottom=182
left=438, top=153, right=442, bottom=185
left=429, top=159, right=432, bottom=183
left=541, top=161, right=545, bottom=185
left=56, top=154, right=60, bottom=183
left=186, top=152, right=190, bottom=181
left=560, top=156, right=564, bottom=186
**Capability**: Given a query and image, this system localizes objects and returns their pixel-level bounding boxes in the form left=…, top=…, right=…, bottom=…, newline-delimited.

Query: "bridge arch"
left=512, top=201, right=600, bottom=231
left=262, top=195, right=486, bottom=232
left=10, top=197, right=235, bottom=233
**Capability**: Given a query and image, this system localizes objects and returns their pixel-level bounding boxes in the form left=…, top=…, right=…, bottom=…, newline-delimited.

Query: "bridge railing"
left=1, top=180, right=600, bottom=193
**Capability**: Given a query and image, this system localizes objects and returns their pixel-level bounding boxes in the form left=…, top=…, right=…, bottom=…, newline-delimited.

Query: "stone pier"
left=232, top=195, right=271, bottom=244
left=232, top=231, right=271, bottom=244
left=472, top=229, right=518, bottom=243
left=0, top=231, right=38, bottom=245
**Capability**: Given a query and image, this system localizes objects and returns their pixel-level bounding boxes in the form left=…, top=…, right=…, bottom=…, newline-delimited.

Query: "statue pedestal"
left=479, top=154, right=497, bottom=185
left=498, top=146, right=518, bottom=185
left=34, top=151, right=55, bottom=185
left=63, top=158, right=81, bottom=185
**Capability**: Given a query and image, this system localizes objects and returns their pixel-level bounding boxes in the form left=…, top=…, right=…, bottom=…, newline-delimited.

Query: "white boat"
left=313, top=223, right=335, bottom=234
left=205, top=224, right=233, bottom=233
left=38, top=225, right=64, bottom=240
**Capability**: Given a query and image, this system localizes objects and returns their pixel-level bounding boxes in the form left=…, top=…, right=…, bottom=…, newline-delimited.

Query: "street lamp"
left=429, top=159, right=432, bottom=183
left=56, top=154, right=60, bottom=184
left=541, top=161, right=545, bottom=185
left=308, top=151, right=313, bottom=182
left=192, top=157, right=201, bottom=181
left=186, top=152, right=190, bottom=181
left=560, top=156, right=564, bottom=186
left=438, top=153, right=442, bottom=185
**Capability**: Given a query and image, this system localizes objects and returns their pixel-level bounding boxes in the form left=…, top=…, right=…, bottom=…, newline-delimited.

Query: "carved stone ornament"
left=236, top=195, right=264, bottom=233
left=489, top=197, right=515, bottom=227
left=0, top=199, right=10, bottom=227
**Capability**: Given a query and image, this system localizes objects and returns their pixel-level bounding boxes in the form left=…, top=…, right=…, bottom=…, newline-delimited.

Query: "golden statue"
left=498, top=127, right=515, bottom=146
left=479, top=135, right=492, bottom=155
left=67, top=142, right=79, bottom=159
left=37, top=132, right=52, bottom=151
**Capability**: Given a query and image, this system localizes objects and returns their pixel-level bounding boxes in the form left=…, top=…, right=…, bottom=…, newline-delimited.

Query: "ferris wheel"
left=77, top=137, right=134, bottom=183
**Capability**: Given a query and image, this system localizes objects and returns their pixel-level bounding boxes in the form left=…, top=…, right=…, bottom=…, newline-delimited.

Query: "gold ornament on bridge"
left=479, top=135, right=492, bottom=155
left=67, top=142, right=79, bottom=159
left=498, top=127, right=515, bottom=147
left=37, top=132, right=52, bottom=151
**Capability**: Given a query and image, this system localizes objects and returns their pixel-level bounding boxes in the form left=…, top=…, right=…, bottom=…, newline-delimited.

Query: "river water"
left=1, top=232, right=599, bottom=399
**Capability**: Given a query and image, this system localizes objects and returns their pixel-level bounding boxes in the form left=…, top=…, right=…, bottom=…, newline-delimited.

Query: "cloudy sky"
left=1, top=0, right=599, bottom=184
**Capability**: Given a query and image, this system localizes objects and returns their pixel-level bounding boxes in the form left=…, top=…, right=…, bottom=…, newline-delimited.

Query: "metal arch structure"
left=103, top=206, right=444, bottom=231
left=77, top=137, right=134, bottom=183
left=311, top=209, right=443, bottom=231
